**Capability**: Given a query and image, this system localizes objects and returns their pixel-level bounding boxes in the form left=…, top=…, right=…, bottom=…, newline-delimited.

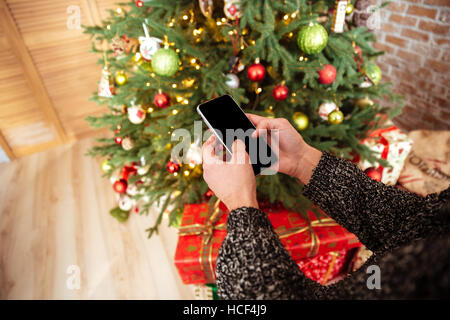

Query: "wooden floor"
left=0, top=136, right=194, bottom=299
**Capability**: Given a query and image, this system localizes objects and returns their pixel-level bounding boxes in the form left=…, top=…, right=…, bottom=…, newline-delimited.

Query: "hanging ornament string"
left=230, top=18, right=240, bottom=56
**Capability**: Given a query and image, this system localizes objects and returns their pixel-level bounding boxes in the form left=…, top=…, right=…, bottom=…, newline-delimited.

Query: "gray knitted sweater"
left=216, top=152, right=450, bottom=299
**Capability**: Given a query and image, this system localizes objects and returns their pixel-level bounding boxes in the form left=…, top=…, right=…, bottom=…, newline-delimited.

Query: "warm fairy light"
left=191, top=58, right=197, bottom=64
left=283, top=14, right=289, bottom=20
left=269, top=105, right=273, bottom=110
left=242, top=28, right=248, bottom=35
left=240, top=45, right=245, bottom=50
left=195, top=64, right=200, bottom=70
left=146, top=82, right=151, bottom=86
left=299, top=56, right=304, bottom=61
left=172, top=109, right=179, bottom=115
left=106, top=25, right=111, bottom=30
left=292, top=92, right=296, bottom=96
left=172, top=83, right=177, bottom=88
left=184, top=170, right=190, bottom=176
left=288, top=32, right=293, bottom=38
left=228, top=30, right=234, bottom=35
left=256, top=87, right=262, bottom=94
left=216, top=21, right=222, bottom=26
left=168, top=22, right=174, bottom=27
left=309, top=21, right=314, bottom=26
left=116, top=8, right=122, bottom=14
left=134, top=52, right=142, bottom=61
left=173, top=172, right=178, bottom=177
left=221, top=17, right=227, bottom=23
left=183, top=15, right=189, bottom=20
left=176, top=96, right=184, bottom=102
left=189, top=163, right=195, bottom=169
left=147, top=107, right=154, bottom=113
left=175, top=49, right=180, bottom=53
left=183, top=99, right=189, bottom=104
left=291, top=12, right=297, bottom=18
left=250, top=40, right=256, bottom=45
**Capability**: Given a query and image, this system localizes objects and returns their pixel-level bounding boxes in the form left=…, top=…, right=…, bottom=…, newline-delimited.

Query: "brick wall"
left=372, top=0, right=450, bottom=131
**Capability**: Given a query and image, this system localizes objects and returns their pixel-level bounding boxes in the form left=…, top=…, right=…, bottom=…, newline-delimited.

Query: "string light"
left=172, top=83, right=177, bottom=88
left=189, top=163, right=195, bottom=169
left=173, top=172, right=178, bottom=177
left=172, top=109, right=179, bottom=115
left=216, top=21, right=222, bottom=26
left=116, top=8, right=122, bottom=14
left=183, top=99, right=189, bottom=104
left=256, top=87, right=262, bottom=94
left=299, top=56, right=304, bottom=61
left=106, top=25, right=111, bottom=30
left=195, top=64, right=200, bottom=70
left=191, top=58, right=197, bottom=64
left=146, top=82, right=151, bottom=86
left=283, top=14, right=289, bottom=20
left=184, top=170, right=190, bottom=176
left=176, top=96, right=184, bottom=102
left=147, top=107, right=154, bottom=113
left=182, top=15, right=189, bottom=20
left=291, top=12, right=297, bottom=18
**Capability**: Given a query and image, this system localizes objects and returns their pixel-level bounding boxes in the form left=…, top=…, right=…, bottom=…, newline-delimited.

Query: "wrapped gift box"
left=174, top=202, right=361, bottom=285
left=358, top=126, right=413, bottom=185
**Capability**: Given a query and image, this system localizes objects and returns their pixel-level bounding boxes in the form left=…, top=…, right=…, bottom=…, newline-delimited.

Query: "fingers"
left=202, top=135, right=217, bottom=165
left=246, top=113, right=266, bottom=125
left=231, top=139, right=248, bottom=164
left=252, top=119, right=277, bottom=138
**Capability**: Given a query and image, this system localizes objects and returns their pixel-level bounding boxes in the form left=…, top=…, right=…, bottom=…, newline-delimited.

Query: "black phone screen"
left=197, top=95, right=277, bottom=175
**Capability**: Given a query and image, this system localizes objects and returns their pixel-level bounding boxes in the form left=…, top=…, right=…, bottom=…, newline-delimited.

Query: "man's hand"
left=202, top=135, right=258, bottom=211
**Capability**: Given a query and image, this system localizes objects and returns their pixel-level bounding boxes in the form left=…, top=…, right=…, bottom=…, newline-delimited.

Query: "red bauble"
left=135, top=0, right=144, bottom=7
left=166, top=161, right=180, bottom=173
left=318, top=64, right=337, bottom=85
left=247, top=63, right=266, bottom=82
left=365, top=167, right=382, bottom=182
left=154, top=92, right=170, bottom=108
left=113, top=179, right=128, bottom=194
left=272, top=84, right=289, bottom=101
left=114, top=136, right=123, bottom=145
left=205, top=189, right=214, bottom=198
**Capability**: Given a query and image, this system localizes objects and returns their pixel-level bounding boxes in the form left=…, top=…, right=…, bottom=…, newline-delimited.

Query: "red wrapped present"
left=174, top=202, right=361, bottom=285
left=297, top=248, right=357, bottom=285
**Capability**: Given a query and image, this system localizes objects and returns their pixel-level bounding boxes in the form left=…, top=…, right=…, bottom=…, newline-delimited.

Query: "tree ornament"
left=355, top=97, right=374, bottom=108
left=111, top=36, right=128, bottom=58
left=118, top=194, right=134, bottom=211
left=114, top=136, right=122, bottom=145
left=113, top=179, right=128, bottom=194
left=297, top=23, right=328, bottom=54
left=121, top=164, right=137, bottom=180
left=126, top=184, right=139, bottom=196
left=167, top=161, right=181, bottom=173
left=247, top=62, right=266, bottom=82
left=225, top=73, right=240, bottom=89
left=128, top=103, right=146, bottom=124
left=359, top=76, right=372, bottom=88
left=121, top=137, right=134, bottom=151
left=363, top=62, right=382, bottom=85
left=331, top=1, right=348, bottom=33
left=154, top=92, right=170, bottom=108
left=98, top=66, right=115, bottom=98
left=101, top=159, right=112, bottom=172
left=139, top=23, right=162, bottom=60
left=318, top=64, right=337, bottom=85
left=293, top=112, right=309, bottom=130
left=229, top=56, right=245, bottom=73
left=365, top=167, right=382, bottom=182
left=224, top=0, right=241, bottom=20
left=137, top=164, right=150, bottom=175
left=135, top=0, right=144, bottom=7
left=272, top=84, right=289, bottom=101
left=151, top=48, right=180, bottom=77
left=346, top=3, right=354, bottom=15
left=318, top=101, right=338, bottom=120
left=328, top=110, right=344, bottom=125
left=199, top=0, right=213, bottom=18
left=115, top=72, right=128, bottom=85
left=205, top=189, right=214, bottom=199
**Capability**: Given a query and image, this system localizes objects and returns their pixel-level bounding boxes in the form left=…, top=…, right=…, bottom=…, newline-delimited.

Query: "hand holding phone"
left=197, top=95, right=278, bottom=175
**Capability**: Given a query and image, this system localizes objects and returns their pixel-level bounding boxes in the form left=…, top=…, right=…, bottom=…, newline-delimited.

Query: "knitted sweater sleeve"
left=302, top=152, right=450, bottom=254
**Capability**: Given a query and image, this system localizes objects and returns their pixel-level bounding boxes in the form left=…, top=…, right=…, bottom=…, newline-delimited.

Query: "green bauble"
left=364, top=62, right=382, bottom=85
left=297, top=23, right=328, bottom=55
left=151, top=48, right=180, bottom=77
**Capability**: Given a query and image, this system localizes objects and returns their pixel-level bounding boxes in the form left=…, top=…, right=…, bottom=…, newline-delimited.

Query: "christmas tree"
left=84, top=0, right=402, bottom=237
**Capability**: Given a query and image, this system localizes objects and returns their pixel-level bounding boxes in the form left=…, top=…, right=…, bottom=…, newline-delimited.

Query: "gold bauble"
left=346, top=3, right=354, bottom=15
left=115, top=72, right=128, bottom=85
left=293, top=112, right=309, bottom=130
left=101, top=159, right=112, bottom=172
left=328, top=110, right=344, bottom=125
left=355, top=97, right=374, bottom=108
left=121, top=137, right=134, bottom=150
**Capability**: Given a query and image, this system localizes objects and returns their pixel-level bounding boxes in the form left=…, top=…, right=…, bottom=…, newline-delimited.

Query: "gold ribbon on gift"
left=277, top=218, right=339, bottom=258
left=177, top=200, right=226, bottom=283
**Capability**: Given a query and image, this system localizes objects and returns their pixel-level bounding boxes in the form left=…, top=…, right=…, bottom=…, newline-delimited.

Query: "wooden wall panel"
left=0, top=0, right=121, bottom=157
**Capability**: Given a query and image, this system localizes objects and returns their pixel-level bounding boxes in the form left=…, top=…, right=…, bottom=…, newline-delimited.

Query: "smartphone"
left=197, top=94, right=278, bottom=175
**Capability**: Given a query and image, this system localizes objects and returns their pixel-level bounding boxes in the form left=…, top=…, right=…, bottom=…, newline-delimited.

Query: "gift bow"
left=178, top=200, right=226, bottom=283
left=277, top=218, right=339, bottom=257
left=362, top=126, right=398, bottom=175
